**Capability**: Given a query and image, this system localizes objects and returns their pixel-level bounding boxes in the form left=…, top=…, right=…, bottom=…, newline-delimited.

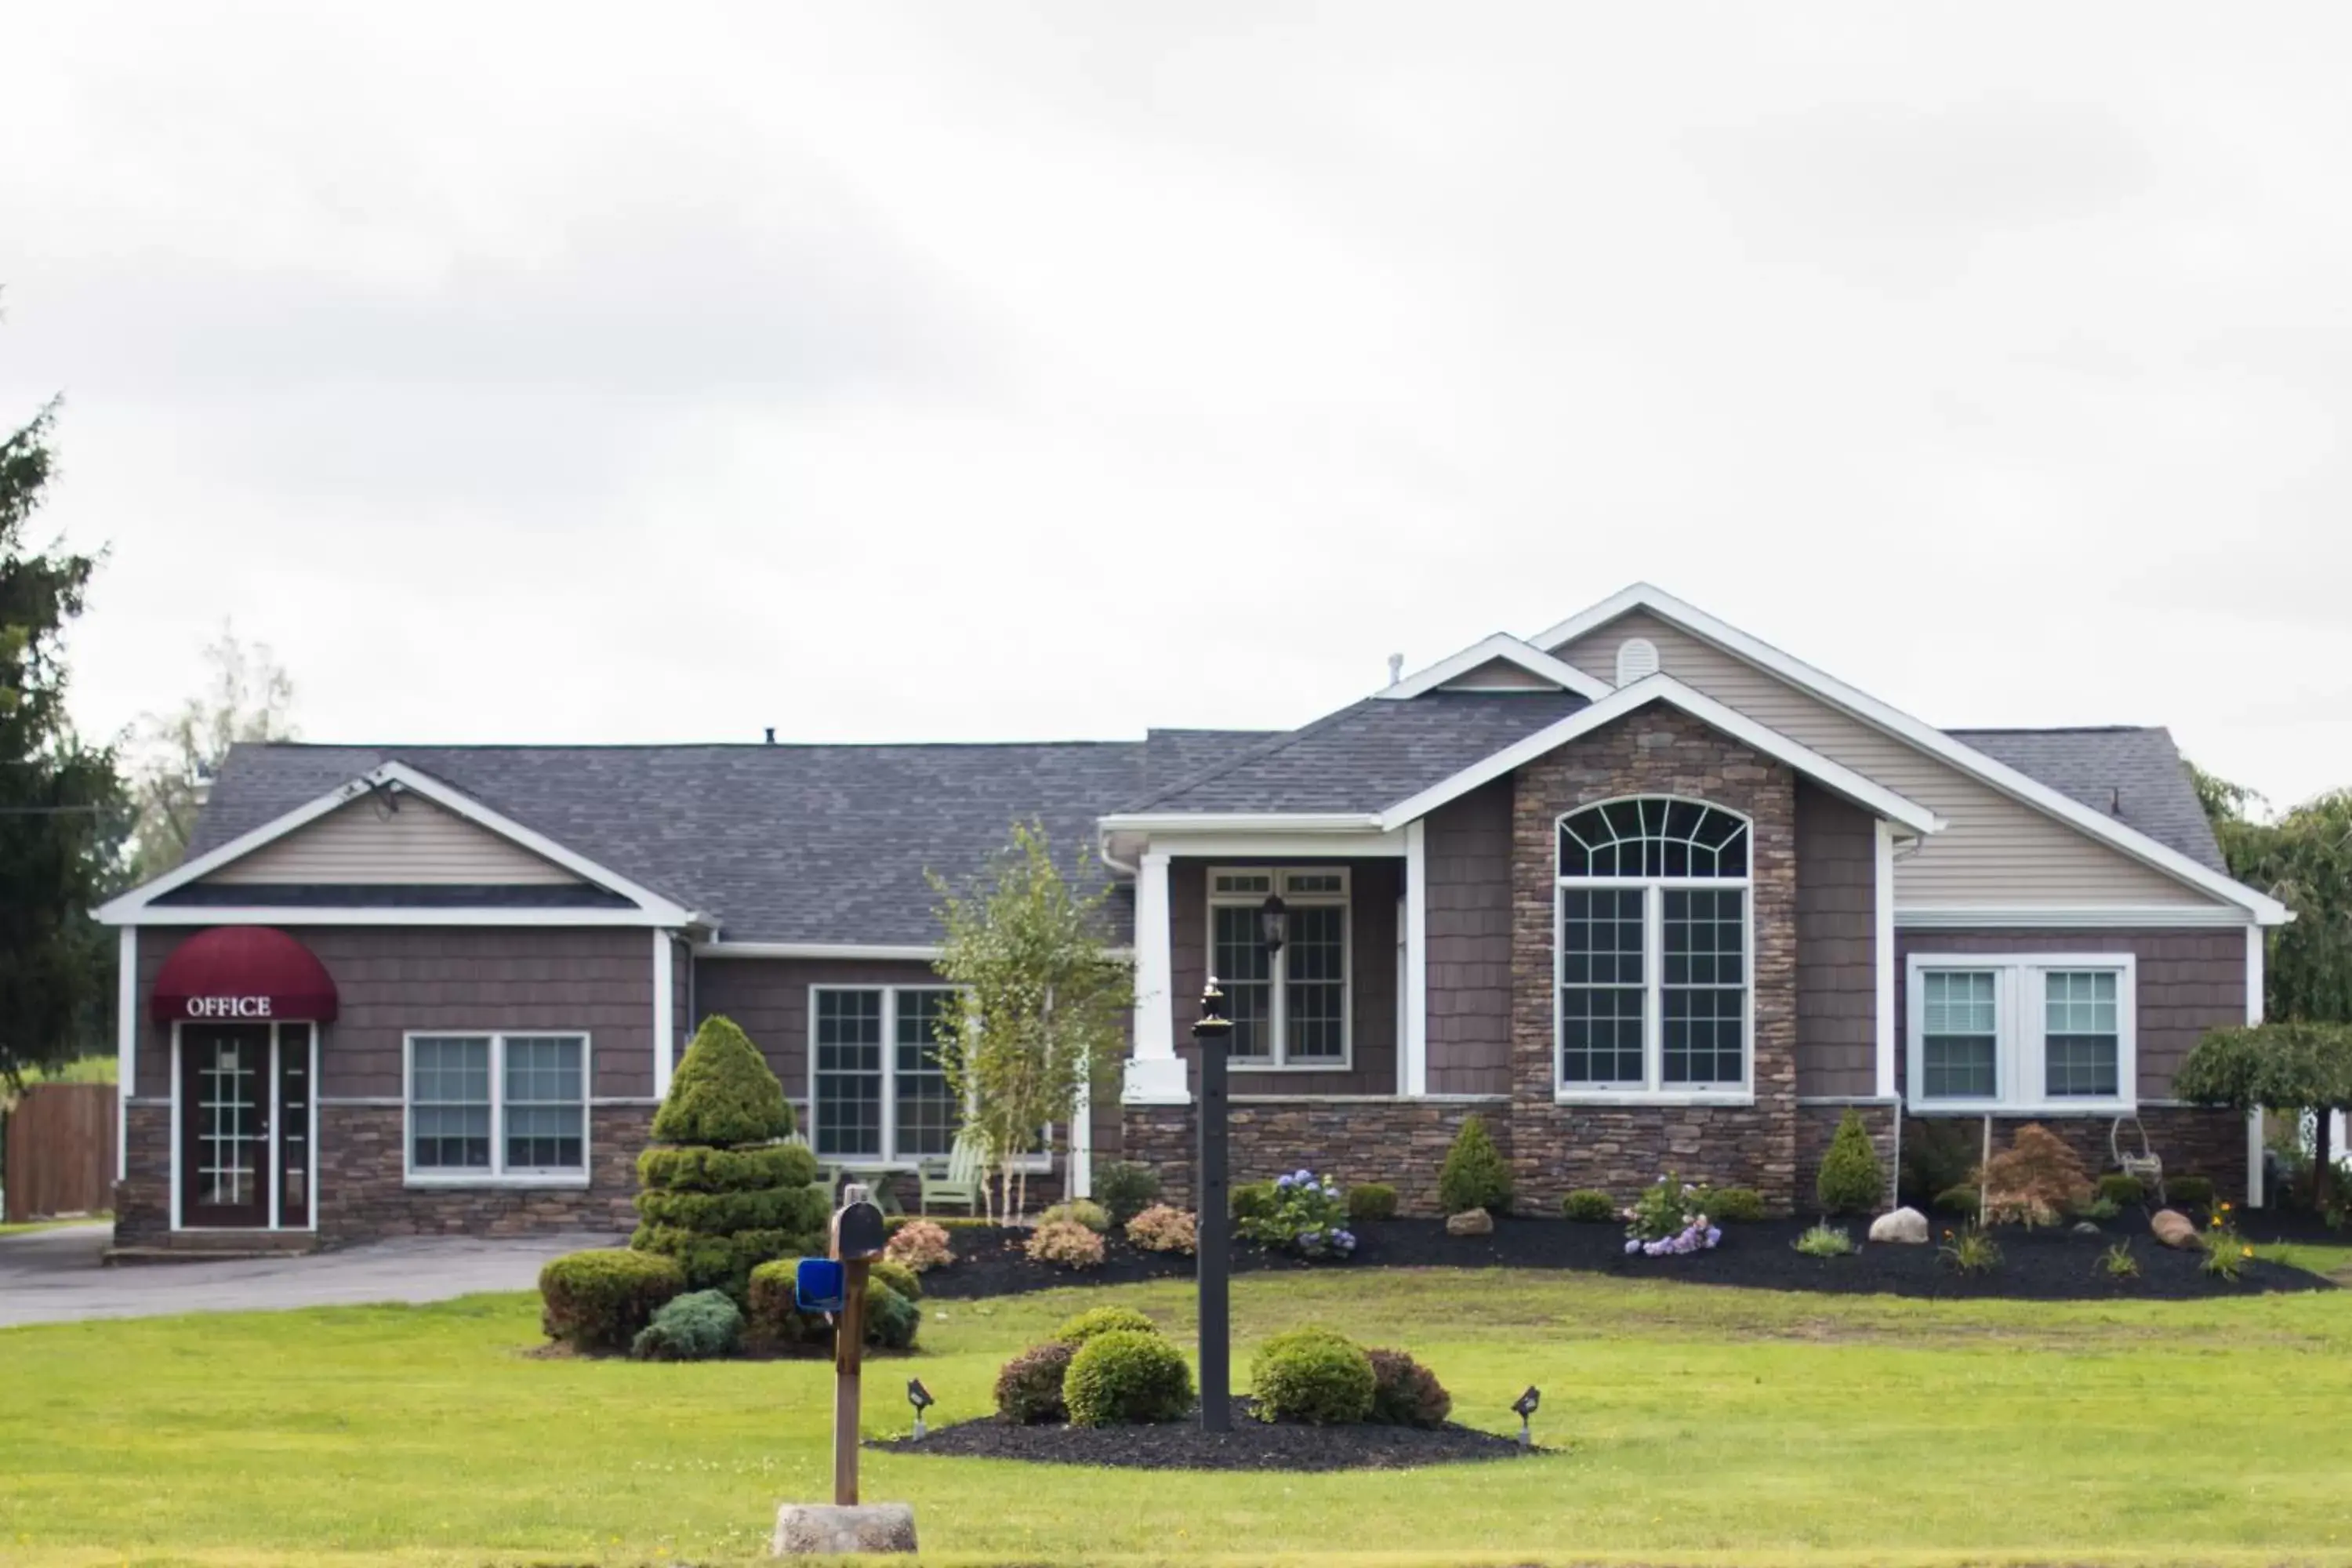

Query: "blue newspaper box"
left=794, top=1257, right=845, bottom=1313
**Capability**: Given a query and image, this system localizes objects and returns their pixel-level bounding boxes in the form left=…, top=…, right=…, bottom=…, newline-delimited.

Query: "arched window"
left=1555, top=797, right=1750, bottom=1096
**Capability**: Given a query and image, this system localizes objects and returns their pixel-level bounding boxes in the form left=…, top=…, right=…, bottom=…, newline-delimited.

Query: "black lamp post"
left=1193, top=976, right=1233, bottom=1432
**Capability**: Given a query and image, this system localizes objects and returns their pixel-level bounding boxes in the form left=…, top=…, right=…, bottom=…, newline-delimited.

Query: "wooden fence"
left=2, top=1082, right=117, bottom=1222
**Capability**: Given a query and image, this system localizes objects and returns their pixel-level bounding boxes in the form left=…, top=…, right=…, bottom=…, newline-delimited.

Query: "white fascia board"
left=1129, top=829, right=1410, bottom=860
left=94, top=760, right=699, bottom=927
left=1896, top=905, right=2254, bottom=930
left=1529, top=583, right=2290, bottom=924
left=1096, top=811, right=1384, bottom=834
left=695, top=942, right=945, bottom=961
left=124, top=906, right=685, bottom=927
left=1377, top=633, right=1613, bottom=702
left=1374, top=673, right=1944, bottom=836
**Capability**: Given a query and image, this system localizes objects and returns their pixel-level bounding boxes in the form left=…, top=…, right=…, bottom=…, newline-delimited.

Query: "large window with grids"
left=1555, top=798, right=1751, bottom=1095
left=1906, top=955, right=2136, bottom=1112
left=405, top=1032, right=589, bottom=1181
left=1207, top=868, right=1351, bottom=1067
left=810, top=985, right=964, bottom=1163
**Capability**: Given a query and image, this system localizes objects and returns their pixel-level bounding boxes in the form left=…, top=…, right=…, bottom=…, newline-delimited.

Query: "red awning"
left=150, top=927, right=339, bottom=1025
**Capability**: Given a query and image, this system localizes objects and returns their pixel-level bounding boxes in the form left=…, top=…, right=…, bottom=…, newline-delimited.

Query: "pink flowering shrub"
left=1025, top=1218, right=1107, bottom=1270
left=1125, top=1204, right=1197, bottom=1255
left=885, top=1219, right=953, bottom=1272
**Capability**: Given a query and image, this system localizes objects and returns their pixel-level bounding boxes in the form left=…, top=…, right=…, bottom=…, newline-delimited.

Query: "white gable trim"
left=1377, top=633, right=1612, bottom=702
left=1374, top=674, right=1945, bottom=837
left=1531, top=584, right=2290, bottom=924
left=95, top=761, right=701, bottom=927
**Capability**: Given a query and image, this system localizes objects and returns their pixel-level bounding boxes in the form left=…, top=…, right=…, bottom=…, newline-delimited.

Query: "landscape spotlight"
left=1512, top=1386, right=1540, bottom=1450
left=906, top=1377, right=935, bottom=1439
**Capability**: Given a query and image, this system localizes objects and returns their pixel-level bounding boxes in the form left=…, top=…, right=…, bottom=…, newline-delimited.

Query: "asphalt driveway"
left=0, top=1224, right=610, bottom=1327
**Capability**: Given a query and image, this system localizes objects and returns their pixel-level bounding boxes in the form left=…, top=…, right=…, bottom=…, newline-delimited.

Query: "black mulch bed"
left=914, top=1214, right=2336, bottom=1303
left=871, top=1396, right=1539, bottom=1472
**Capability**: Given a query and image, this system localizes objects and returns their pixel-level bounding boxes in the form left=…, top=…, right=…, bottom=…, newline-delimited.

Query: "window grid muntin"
left=1906, top=956, right=2136, bottom=1112
left=502, top=1035, right=586, bottom=1172
left=1559, top=888, right=1646, bottom=1085
left=1207, top=866, right=1351, bottom=1068
left=809, top=985, right=984, bottom=1164
left=813, top=988, right=885, bottom=1160
left=2043, top=970, right=2120, bottom=1098
left=1555, top=799, right=1752, bottom=1096
left=406, top=1033, right=590, bottom=1178
left=1919, top=970, right=1998, bottom=1101
left=892, top=988, right=961, bottom=1160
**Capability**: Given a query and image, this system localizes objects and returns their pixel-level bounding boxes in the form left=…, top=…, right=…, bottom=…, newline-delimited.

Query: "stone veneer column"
left=1507, top=706, right=1801, bottom=1214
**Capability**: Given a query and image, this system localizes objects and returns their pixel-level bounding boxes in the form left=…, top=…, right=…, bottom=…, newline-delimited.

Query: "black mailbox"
left=832, top=1199, right=888, bottom=1261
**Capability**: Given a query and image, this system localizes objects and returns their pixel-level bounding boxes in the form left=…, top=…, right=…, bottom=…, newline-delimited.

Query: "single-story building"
left=96, top=583, right=2288, bottom=1249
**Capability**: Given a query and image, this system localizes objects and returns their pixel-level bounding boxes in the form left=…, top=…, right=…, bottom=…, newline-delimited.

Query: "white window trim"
left=1553, top=800, right=1755, bottom=1105
left=1904, top=953, right=2139, bottom=1116
left=804, top=984, right=1052, bottom=1171
left=402, top=1030, right=593, bottom=1189
left=1206, top=866, right=1353, bottom=1071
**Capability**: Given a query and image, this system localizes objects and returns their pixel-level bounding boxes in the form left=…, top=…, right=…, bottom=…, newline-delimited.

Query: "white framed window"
left=1904, top=954, right=2137, bottom=1113
left=404, top=1032, right=589, bottom=1185
left=806, top=985, right=1051, bottom=1168
left=1554, top=797, right=1752, bottom=1101
left=1207, top=867, right=1352, bottom=1068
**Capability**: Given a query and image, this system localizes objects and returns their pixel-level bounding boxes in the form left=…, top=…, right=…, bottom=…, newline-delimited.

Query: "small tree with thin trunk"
left=930, top=822, right=1134, bottom=1224
left=2176, top=1022, right=2352, bottom=1212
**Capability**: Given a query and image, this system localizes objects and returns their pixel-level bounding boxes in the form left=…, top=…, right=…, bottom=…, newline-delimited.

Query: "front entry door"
left=181, top=1025, right=273, bottom=1228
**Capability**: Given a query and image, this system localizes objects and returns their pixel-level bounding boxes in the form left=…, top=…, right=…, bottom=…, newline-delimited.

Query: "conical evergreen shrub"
left=1815, top=1107, right=1886, bottom=1214
left=1436, top=1113, right=1512, bottom=1214
left=632, top=1015, right=827, bottom=1297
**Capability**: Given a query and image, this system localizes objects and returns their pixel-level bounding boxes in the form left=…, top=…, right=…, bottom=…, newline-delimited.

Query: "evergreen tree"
left=1815, top=1108, right=1886, bottom=1214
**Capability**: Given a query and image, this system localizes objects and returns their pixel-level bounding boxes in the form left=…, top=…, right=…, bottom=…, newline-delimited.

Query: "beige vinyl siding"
left=1437, top=658, right=1563, bottom=692
left=1552, top=610, right=2223, bottom=909
left=202, top=796, right=581, bottom=886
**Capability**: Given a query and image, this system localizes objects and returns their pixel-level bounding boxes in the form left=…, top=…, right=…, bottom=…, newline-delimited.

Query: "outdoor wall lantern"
left=906, top=1377, right=935, bottom=1439
left=1512, top=1386, right=1541, bottom=1451
left=1258, top=891, right=1288, bottom=956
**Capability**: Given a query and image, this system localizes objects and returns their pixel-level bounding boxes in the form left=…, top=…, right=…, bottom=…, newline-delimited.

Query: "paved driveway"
left=0, top=1225, right=612, bottom=1327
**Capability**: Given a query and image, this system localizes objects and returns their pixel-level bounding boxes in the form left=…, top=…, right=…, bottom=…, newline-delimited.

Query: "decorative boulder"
left=2151, top=1208, right=2198, bottom=1249
left=1867, top=1207, right=1929, bottom=1245
left=771, top=1502, right=916, bottom=1555
left=1445, top=1208, right=1494, bottom=1237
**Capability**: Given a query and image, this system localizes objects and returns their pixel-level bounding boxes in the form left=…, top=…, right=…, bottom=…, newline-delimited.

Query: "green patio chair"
left=918, top=1134, right=986, bottom=1217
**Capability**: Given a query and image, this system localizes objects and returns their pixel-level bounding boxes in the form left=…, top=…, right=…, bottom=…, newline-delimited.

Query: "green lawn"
left=5, top=1269, right=2352, bottom=1567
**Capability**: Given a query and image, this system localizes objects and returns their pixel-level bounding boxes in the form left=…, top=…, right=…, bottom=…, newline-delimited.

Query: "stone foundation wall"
left=1795, top=1102, right=1897, bottom=1211
left=314, top=1103, right=651, bottom=1240
left=112, top=1102, right=172, bottom=1246
left=1907, top=1107, right=2249, bottom=1207
left=1120, top=1097, right=1512, bottom=1215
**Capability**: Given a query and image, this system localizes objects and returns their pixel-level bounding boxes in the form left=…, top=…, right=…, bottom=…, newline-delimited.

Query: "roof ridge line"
left=1116, top=699, right=1381, bottom=815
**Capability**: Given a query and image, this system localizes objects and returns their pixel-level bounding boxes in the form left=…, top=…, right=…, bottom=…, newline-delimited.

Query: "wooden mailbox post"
left=829, top=1185, right=889, bottom=1507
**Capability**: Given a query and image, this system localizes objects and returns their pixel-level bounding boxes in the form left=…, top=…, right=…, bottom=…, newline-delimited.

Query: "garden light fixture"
left=1512, top=1385, right=1540, bottom=1450
left=1258, top=891, right=1288, bottom=955
left=906, top=1377, right=934, bottom=1439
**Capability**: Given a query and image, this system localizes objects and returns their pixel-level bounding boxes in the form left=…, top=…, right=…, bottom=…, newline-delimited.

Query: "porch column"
left=1402, top=821, right=1428, bottom=1096
left=1123, top=851, right=1189, bottom=1103
left=1875, top=821, right=1896, bottom=1098
left=652, top=930, right=675, bottom=1102
left=1069, top=1081, right=1093, bottom=1196
left=2247, top=922, right=2266, bottom=1207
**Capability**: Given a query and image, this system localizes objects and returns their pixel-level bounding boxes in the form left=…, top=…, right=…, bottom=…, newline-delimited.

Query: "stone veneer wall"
left=114, top=1102, right=172, bottom=1245
left=1510, top=706, right=1802, bottom=1214
left=1120, top=1097, right=1512, bottom=1215
left=1907, top=1108, right=2249, bottom=1207
left=315, top=1104, right=652, bottom=1240
left=1795, top=1102, right=1897, bottom=1210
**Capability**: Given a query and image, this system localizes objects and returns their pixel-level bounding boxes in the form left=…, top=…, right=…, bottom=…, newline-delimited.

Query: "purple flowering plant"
left=1621, top=1171, right=1724, bottom=1258
left=1241, top=1168, right=1358, bottom=1260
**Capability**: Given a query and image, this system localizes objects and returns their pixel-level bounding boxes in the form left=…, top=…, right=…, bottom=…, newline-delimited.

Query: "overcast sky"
left=5, top=4, right=2347, bottom=808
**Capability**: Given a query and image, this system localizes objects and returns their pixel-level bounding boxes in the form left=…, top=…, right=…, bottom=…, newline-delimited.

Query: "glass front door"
left=180, top=1024, right=311, bottom=1229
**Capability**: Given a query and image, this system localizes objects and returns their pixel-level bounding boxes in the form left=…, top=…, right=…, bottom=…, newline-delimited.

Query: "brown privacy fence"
left=2, top=1083, right=117, bottom=1221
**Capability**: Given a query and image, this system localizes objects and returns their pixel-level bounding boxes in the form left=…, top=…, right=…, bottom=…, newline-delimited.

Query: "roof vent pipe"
left=1386, top=653, right=1403, bottom=688
left=764, top=728, right=776, bottom=745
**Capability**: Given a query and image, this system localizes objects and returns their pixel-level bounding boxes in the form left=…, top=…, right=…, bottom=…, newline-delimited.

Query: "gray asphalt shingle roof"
left=183, top=710, right=2233, bottom=945
left=1947, top=726, right=2227, bottom=873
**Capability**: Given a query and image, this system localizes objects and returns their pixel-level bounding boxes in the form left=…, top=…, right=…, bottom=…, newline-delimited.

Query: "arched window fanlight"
left=1558, top=797, right=1749, bottom=879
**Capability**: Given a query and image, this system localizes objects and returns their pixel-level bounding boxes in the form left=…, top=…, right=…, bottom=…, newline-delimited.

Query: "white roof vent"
left=1614, top=637, right=1661, bottom=686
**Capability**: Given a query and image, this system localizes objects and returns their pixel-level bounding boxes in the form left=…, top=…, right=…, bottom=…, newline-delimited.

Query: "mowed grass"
left=5, top=1269, right=2352, bottom=1567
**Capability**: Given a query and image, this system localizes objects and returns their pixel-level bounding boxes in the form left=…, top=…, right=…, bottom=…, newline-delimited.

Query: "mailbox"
left=832, top=1198, right=888, bottom=1261
left=793, top=1257, right=845, bottom=1313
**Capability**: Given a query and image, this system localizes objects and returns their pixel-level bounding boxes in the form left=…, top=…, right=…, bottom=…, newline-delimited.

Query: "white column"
left=116, top=926, right=136, bottom=1182
left=1069, top=1080, right=1093, bottom=1197
left=1123, top=851, right=1188, bottom=1103
left=651, top=930, right=675, bottom=1102
left=1875, top=822, right=1897, bottom=1099
left=2247, top=922, right=2267, bottom=1207
left=1403, top=820, right=1428, bottom=1096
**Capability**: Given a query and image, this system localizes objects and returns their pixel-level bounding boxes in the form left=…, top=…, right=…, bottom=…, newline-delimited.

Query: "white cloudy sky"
left=5, top=3, right=2348, bottom=807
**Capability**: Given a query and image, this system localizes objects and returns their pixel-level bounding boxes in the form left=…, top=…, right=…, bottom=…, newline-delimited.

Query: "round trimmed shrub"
left=1124, top=1203, right=1197, bottom=1254
left=1024, top=1218, right=1105, bottom=1269
left=1091, top=1161, right=1161, bottom=1227
left=1250, top=1327, right=1375, bottom=1425
left=2097, top=1172, right=2147, bottom=1207
left=870, top=1259, right=923, bottom=1303
left=863, top=1280, right=920, bottom=1352
left=1561, top=1189, right=1615, bottom=1223
left=1038, top=1199, right=1112, bottom=1234
left=1701, top=1186, right=1766, bottom=1224
left=1437, top=1115, right=1512, bottom=1215
left=539, top=1248, right=686, bottom=1354
left=1065, top=1330, right=1194, bottom=1427
left=1230, top=1181, right=1276, bottom=1222
left=1054, top=1305, right=1158, bottom=1347
left=2169, top=1175, right=2216, bottom=1209
left=885, top=1219, right=954, bottom=1272
left=993, top=1341, right=1076, bottom=1425
left=1933, top=1183, right=1980, bottom=1215
left=1365, top=1347, right=1451, bottom=1428
left=1816, top=1108, right=1886, bottom=1215
left=631, top=1287, right=743, bottom=1361
left=1347, top=1182, right=1399, bottom=1222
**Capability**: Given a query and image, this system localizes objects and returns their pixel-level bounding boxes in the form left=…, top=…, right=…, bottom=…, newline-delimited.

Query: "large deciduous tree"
left=2176, top=1022, right=2352, bottom=1210
left=127, top=622, right=296, bottom=882
left=2, top=396, right=124, bottom=1086
left=930, top=822, right=1134, bottom=1223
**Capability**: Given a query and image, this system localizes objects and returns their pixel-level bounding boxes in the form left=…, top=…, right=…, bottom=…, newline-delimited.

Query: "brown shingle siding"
left=1795, top=781, right=1878, bottom=1098
left=1425, top=779, right=1515, bottom=1095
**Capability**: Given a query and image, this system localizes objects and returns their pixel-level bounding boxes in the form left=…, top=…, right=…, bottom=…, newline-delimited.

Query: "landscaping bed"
left=872, top=1396, right=1537, bottom=1472
left=914, top=1214, right=2335, bottom=1301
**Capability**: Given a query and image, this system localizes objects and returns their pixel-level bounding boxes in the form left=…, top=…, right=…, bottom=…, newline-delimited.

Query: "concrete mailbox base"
left=771, top=1502, right=917, bottom=1555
